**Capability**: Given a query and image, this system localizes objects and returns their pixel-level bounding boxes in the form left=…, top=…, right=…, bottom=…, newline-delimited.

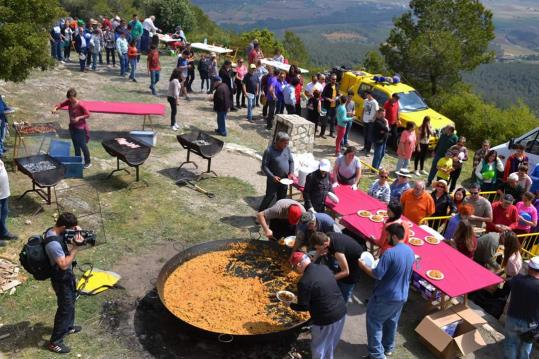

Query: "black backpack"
left=19, top=232, right=63, bottom=281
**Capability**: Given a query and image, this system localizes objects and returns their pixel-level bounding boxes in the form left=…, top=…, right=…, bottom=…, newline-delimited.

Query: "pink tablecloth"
left=342, top=214, right=503, bottom=298
left=60, top=101, right=166, bottom=116
left=325, top=185, right=386, bottom=216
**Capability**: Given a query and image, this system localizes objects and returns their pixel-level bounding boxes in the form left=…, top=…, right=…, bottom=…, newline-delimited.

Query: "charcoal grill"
left=102, top=135, right=151, bottom=182
left=14, top=154, right=65, bottom=204
left=177, top=131, right=223, bottom=178
left=156, top=239, right=309, bottom=343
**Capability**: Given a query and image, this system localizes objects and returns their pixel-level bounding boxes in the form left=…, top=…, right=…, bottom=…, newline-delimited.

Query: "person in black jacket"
left=303, top=159, right=334, bottom=213
left=321, top=74, right=339, bottom=137
left=289, top=252, right=347, bottom=359
left=371, top=108, right=390, bottom=169
left=213, top=77, right=231, bottom=136
left=431, top=179, right=457, bottom=216
left=219, top=60, right=236, bottom=111
left=311, top=232, right=365, bottom=303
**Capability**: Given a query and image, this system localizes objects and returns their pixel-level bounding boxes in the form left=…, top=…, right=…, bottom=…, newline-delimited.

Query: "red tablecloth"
left=60, top=100, right=166, bottom=116
left=342, top=214, right=503, bottom=298
left=325, top=185, right=386, bottom=216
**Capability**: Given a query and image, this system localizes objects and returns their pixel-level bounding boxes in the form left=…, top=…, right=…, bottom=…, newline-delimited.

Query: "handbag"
left=260, top=93, right=267, bottom=106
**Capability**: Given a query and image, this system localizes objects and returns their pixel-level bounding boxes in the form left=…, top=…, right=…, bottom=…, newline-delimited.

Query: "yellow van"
left=339, top=71, right=455, bottom=149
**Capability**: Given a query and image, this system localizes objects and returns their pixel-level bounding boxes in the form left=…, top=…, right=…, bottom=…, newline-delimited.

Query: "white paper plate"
left=361, top=252, right=375, bottom=268
left=280, top=178, right=293, bottom=186
left=283, top=236, right=296, bottom=248
left=327, top=192, right=339, bottom=203
left=276, top=290, right=297, bottom=303
left=426, top=270, right=445, bottom=281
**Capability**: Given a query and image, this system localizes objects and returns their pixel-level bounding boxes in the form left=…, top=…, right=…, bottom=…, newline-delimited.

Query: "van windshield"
left=397, top=91, right=429, bottom=112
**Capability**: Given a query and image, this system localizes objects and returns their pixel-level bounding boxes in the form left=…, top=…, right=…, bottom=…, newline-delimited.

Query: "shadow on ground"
left=0, top=321, right=52, bottom=355
left=133, top=289, right=310, bottom=359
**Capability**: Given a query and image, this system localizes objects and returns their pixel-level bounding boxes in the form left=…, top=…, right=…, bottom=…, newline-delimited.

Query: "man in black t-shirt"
left=289, top=252, right=346, bottom=359
left=242, top=64, right=259, bottom=122
left=310, top=232, right=365, bottom=302
left=504, top=256, right=539, bottom=358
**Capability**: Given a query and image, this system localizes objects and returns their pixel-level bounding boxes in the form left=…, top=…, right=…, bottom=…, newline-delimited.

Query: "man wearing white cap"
left=304, top=159, right=335, bottom=213
left=504, top=256, right=539, bottom=358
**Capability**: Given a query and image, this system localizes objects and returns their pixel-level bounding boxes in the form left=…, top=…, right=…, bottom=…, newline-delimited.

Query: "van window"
left=518, top=130, right=539, bottom=154
left=358, top=84, right=372, bottom=99
left=372, top=89, right=389, bottom=107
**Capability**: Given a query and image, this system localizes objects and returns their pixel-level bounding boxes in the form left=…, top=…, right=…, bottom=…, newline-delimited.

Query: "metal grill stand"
left=177, top=132, right=224, bottom=179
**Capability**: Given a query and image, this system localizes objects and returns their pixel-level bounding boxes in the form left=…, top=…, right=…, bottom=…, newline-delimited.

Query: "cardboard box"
left=415, top=303, right=486, bottom=359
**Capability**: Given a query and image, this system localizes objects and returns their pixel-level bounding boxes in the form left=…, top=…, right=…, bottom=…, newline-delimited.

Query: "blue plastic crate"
left=49, top=140, right=71, bottom=157
left=55, top=156, right=84, bottom=178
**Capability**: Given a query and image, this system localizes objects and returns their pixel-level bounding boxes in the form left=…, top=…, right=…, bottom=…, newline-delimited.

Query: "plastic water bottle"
left=204, top=38, right=207, bottom=45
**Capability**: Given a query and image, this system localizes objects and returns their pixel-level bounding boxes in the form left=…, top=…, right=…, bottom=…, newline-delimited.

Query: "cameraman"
left=45, top=212, right=82, bottom=354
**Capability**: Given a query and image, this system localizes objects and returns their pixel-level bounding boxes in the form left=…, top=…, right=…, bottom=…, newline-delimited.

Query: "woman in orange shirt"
left=371, top=200, right=410, bottom=256
left=128, top=40, right=139, bottom=82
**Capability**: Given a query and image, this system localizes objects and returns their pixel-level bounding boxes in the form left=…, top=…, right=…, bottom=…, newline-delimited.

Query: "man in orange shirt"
left=400, top=180, right=435, bottom=224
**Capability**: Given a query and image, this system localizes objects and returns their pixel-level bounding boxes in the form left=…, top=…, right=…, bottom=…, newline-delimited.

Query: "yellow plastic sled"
left=76, top=267, right=121, bottom=295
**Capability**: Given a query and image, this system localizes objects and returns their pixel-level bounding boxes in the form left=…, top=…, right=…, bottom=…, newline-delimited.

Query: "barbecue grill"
left=102, top=135, right=151, bottom=182
left=177, top=131, right=223, bottom=178
left=156, top=239, right=309, bottom=343
left=14, top=154, right=65, bottom=205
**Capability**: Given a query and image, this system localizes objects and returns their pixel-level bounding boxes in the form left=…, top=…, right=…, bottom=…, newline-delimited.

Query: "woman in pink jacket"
left=396, top=122, right=416, bottom=172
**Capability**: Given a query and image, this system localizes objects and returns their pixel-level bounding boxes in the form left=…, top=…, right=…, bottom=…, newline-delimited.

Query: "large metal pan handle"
left=217, top=333, right=233, bottom=343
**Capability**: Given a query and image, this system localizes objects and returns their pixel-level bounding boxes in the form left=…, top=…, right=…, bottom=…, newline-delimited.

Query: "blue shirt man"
left=358, top=223, right=415, bottom=359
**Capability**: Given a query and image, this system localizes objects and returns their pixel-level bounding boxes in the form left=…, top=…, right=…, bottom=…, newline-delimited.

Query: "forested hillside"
left=463, top=62, right=539, bottom=114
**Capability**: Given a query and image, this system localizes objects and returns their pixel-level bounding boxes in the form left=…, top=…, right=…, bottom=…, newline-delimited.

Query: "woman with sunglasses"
left=368, top=169, right=391, bottom=203
left=475, top=149, right=504, bottom=192
left=431, top=179, right=456, bottom=217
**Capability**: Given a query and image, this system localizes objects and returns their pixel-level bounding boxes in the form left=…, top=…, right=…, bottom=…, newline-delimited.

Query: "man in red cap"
left=289, top=251, right=347, bottom=359
left=256, top=199, right=305, bottom=240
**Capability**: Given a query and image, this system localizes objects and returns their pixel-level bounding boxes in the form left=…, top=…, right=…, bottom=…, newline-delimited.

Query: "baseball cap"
left=213, top=76, right=222, bottom=82
left=529, top=256, right=539, bottom=270
left=319, top=159, right=331, bottom=172
left=300, top=212, right=316, bottom=224
left=288, top=204, right=303, bottom=224
left=249, top=63, right=256, bottom=69
left=290, top=251, right=307, bottom=267
left=502, top=194, right=514, bottom=203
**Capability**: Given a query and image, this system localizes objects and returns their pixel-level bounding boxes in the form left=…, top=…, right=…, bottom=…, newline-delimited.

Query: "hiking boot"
left=1, top=232, right=18, bottom=240
left=67, top=325, right=82, bottom=335
left=48, top=342, right=71, bottom=354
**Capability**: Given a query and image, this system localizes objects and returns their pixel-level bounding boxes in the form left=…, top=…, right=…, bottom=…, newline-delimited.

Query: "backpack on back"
left=19, top=234, right=61, bottom=281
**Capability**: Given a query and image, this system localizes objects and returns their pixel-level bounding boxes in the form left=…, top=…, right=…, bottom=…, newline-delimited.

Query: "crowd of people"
left=256, top=129, right=539, bottom=358
left=11, top=15, right=533, bottom=358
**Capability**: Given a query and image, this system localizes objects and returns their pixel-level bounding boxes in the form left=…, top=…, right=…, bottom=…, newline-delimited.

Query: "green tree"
left=429, top=83, right=538, bottom=147
left=282, top=31, right=309, bottom=65
left=362, top=50, right=387, bottom=74
left=239, top=29, right=284, bottom=59
left=0, top=0, right=65, bottom=82
left=381, top=0, right=495, bottom=96
left=143, top=0, right=194, bottom=33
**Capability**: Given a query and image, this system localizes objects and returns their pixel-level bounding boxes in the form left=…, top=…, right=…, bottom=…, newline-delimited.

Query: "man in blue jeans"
left=358, top=223, right=414, bottom=359
left=504, top=256, right=539, bottom=359
left=45, top=213, right=82, bottom=354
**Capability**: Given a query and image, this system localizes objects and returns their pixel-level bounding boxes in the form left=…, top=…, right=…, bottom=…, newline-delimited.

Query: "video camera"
left=64, top=229, right=97, bottom=246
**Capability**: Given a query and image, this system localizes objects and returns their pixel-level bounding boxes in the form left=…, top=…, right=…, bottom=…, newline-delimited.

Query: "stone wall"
left=270, top=114, right=315, bottom=154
